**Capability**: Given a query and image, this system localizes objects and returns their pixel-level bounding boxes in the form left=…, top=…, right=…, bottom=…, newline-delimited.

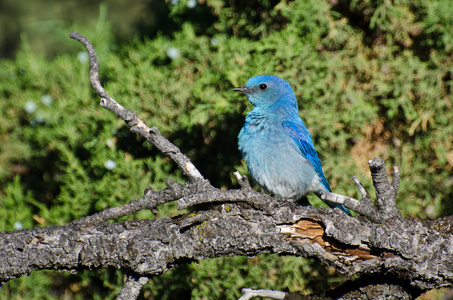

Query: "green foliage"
left=145, top=255, right=342, bottom=299
left=1, top=0, right=452, bottom=298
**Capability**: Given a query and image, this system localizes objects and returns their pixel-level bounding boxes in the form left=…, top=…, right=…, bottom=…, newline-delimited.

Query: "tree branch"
left=239, top=288, right=286, bottom=300
left=2, top=175, right=453, bottom=293
left=69, top=31, right=204, bottom=182
left=321, top=158, right=402, bottom=222
left=117, top=273, right=149, bottom=300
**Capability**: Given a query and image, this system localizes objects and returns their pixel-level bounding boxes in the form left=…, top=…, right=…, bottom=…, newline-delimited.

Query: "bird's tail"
left=331, top=202, right=351, bottom=215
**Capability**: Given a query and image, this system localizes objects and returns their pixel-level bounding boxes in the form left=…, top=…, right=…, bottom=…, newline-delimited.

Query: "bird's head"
left=232, top=75, right=297, bottom=109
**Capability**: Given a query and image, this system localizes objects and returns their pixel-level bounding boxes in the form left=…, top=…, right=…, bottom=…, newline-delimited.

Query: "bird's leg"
left=295, top=196, right=310, bottom=207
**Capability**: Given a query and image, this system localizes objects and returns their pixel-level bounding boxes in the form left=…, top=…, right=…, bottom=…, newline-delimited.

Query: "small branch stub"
left=239, top=288, right=286, bottom=300
left=320, top=158, right=402, bottom=221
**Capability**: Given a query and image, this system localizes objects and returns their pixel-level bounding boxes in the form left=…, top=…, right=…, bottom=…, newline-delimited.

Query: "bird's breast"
left=238, top=118, right=320, bottom=198
left=238, top=119, right=288, bottom=156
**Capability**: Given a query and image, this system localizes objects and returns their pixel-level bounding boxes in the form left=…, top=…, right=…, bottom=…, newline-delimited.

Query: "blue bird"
left=233, top=75, right=349, bottom=215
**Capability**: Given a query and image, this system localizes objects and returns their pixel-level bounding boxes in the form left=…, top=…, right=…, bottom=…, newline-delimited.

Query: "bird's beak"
left=232, top=86, right=251, bottom=93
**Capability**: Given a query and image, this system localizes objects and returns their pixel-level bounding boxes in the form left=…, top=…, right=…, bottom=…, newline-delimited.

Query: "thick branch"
left=2, top=191, right=453, bottom=293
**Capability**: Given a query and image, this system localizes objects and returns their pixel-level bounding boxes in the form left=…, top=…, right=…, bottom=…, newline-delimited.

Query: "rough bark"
left=1, top=32, right=452, bottom=300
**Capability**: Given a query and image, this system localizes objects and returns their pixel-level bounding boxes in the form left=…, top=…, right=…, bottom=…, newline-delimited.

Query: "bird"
left=233, top=75, right=350, bottom=215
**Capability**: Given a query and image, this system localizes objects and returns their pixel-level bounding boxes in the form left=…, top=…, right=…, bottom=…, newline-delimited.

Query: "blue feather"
left=282, top=120, right=331, bottom=192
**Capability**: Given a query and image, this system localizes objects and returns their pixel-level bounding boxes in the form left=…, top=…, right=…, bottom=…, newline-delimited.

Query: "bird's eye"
left=259, top=84, right=268, bottom=90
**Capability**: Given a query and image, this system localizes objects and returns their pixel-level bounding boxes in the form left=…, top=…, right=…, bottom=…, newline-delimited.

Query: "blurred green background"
left=0, top=0, right=452, bottom=299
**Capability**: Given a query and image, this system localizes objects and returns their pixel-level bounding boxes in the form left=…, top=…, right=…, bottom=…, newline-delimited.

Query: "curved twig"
left=69, top=31, right=204, bottom=182
left=117, top=273, right=149, bottom=300
left=239, top=288, right=285, bottom=300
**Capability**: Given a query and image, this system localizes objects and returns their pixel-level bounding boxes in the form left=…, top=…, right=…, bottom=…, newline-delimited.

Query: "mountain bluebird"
left=233, top=75, right=349, bottom=215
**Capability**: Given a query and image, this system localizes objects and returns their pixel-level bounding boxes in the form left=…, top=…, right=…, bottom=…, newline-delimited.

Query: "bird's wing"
left=282, top=120, right=331, bottom=192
